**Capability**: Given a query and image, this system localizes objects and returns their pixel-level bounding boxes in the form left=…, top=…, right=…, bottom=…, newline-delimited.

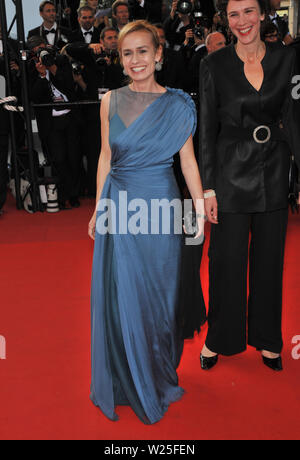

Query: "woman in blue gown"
left=88, top=20, right=205, bottom=425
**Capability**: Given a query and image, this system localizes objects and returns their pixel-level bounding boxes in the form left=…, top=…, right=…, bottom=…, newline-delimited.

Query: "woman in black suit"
left=199, top=0, right=300, bottom=371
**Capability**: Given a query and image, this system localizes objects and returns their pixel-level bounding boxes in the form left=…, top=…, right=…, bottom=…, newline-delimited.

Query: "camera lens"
left=177, top=1, right=193, bottom=15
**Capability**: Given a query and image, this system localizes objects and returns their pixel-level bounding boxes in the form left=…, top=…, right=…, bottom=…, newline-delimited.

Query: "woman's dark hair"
left=217, top=0, right=267, bottom=16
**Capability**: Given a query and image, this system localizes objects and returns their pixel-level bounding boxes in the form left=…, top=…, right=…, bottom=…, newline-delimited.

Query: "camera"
left=180, top=1, right=210, bottom=45
left=36, top=47, right=57, bottom=67
left=193, top=12, right=209, bottom=40
left=177, top=1, right=193, bottom=15
left=177, top=0, right=204, bottom=15
left=95, top=50, right=109, bottom=67
left=70, top=60, right=84, bottom=76
left=95, top=49, right=119, bottom=67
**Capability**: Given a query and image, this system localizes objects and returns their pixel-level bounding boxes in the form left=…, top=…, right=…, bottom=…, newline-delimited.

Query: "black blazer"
left=199, top=43, right=300, bottom=213
left=163, top=14, right=194, bottom=49
left=66, top=42, right=125, bottom=95
left=28, top=54, right=79, bottom=140
left=0, top=38, right=22, bottom=100
left=65, top=0, right=81, bottom=30
left=27, top=25, right=71, bottom=50
left=69, top=26, right=104, bottom=44
left=128, top=0, right=162, bottom=23
left=155, top=48, right=187, bottom=91
left=187, top=45, right=207, bottom=93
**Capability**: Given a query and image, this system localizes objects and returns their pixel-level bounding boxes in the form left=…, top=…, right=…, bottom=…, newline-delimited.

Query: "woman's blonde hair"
left=118, top=20, right=160, bottom=56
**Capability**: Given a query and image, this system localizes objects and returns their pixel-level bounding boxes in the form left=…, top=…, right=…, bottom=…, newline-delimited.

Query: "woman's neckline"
left=127, top=84, right=167, bottom=95
left=232, top=41, right=268, bottom=65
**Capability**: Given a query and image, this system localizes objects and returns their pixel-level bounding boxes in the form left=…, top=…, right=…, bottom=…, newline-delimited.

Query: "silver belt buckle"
left=253, top=125, right=271, bottom=144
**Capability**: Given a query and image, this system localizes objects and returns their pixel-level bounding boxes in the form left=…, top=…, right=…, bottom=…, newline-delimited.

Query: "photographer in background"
left=163, top=0, right=194, bottom=50
left=128, top=0, right=163, bottom=23
left=261, top=21, right=282, bottom=45
left=27, top=36, right=82, bottom=209
left=67, top=26, right=124, bottom=94
left=65, top=27, right=124, bottom=197
left=28, top=1, right=71, bottom=50
left=112, top=1, right=130, bottom=32
left=205, top=31, right=226, bottom=54
left=63, top=0, right=81, bottom=31
left=182, top=17, right=210, bottom=92
left=69, top=5, right=104, bottom=44
left=154, top=23, right=187, bottom=90
left=267, top=0, right=293, bottom=45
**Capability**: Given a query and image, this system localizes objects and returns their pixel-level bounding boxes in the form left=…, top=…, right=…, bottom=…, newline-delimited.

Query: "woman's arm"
left=199, top=58, right=219, bottom=224
left=88, top=91, right=112, bottom=240
left=179, top=135, right=205, bottom=239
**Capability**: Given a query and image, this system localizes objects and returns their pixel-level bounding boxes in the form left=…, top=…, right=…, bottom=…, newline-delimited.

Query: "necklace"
left=236, top=42, right=266, bottom=64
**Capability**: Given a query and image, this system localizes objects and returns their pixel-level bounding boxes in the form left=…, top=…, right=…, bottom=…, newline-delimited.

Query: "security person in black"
left=65, top=27, right=125, bottom=196
left=27, top=36, right=82, bottom=209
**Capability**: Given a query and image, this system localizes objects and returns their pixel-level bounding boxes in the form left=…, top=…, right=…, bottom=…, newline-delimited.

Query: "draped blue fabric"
left=90, top=87, right=197, bottom=424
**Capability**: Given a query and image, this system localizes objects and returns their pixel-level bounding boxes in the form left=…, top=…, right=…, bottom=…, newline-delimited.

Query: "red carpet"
left=0, top=194, right=300, bottom=440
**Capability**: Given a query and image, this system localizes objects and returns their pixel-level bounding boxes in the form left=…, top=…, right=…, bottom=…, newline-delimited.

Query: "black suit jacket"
left=65, top=0, right=81, bottom=30
left=0, top=38, right=22, bottom=101
left=163, top=14, right=194, bottom=48
left=128, top=0, right=162, bottom=23
left=156, top=48, right=187, bottom=91
left=66, top=42, right=125, bottom=94
left=199, top=43, right=300, bottom=213
left=28, top=54, right=79, bottom=140
left=187, top=45, right=207, bottom=93
left=69, top=26, right=104, bottom=44
left=27, top=25, right=71, bottom=50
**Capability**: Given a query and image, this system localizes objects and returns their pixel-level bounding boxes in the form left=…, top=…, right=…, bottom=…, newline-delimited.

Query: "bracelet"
left=204, top=190, right=216, bottom=199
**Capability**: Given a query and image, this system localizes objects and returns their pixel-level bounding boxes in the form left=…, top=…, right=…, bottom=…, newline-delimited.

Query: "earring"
left=123, top=69, right=128, bottom=76
left=155, top=61, right=162, bottom=71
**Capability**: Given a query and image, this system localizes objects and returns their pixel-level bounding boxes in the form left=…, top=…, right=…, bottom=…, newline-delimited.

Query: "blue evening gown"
left=90, top=85, right=197, bottom=424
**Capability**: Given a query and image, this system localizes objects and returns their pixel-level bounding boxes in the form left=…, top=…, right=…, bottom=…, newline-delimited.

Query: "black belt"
left=220, top=125, right=286, bottom=144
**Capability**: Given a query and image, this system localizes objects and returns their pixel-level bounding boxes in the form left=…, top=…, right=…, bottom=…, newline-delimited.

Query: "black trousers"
left=206, top=209, right=288, bottom=356
left=80, top=106, right=101, bottom=197
left=45, top=112, right=82, bottom=203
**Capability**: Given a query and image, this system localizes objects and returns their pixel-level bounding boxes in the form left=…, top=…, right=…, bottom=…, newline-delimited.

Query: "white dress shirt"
left=44, top=22, right=57, bottom=46
left=45, top=70, right=70, bottom=117
left=81, top=27, right=94, bottom=44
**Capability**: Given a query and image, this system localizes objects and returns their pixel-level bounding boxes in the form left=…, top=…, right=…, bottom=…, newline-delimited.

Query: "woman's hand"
left=194, top=213, right=206, bottom=240
left=205, top=195, right=218, bottom=224
left=170, top=0, right=178, bottom=19
left=88, top=211, right=97, bottom=240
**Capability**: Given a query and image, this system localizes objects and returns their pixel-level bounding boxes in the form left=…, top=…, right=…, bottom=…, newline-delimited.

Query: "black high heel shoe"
left=200, top=353, right=219, bottom=370
left=262, top=354, right=283, bottom=372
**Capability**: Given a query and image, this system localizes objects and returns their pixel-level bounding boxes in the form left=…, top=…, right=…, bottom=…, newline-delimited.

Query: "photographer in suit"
left=69, top=6, right=104, bottom=44
left=267, top=0, right=293, bottom=45
left=28, top=1, right=71, bottom=50
left=128, top=0, right=163, bottom=23
left=63, top=0, right=81, bottom=31
left=154, top=23, right=187, bottom=90
left=66, top=27, right=124, bottom=196
left=112, top=1, right=130, bottom=32
left=27, top=36, right=82, bottom=209
left=164, top=0, right=194, bottom=50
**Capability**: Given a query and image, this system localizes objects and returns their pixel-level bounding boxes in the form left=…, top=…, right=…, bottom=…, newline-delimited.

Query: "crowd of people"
left=0, top=0, right=299, bottom=213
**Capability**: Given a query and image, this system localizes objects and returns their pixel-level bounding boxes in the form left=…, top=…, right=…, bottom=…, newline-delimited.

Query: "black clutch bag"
left=289, top=156, right=299, bottom=214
